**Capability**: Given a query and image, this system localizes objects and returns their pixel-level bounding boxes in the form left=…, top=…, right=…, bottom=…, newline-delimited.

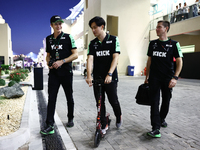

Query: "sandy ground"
left=0, top=74, right=30, bottom=136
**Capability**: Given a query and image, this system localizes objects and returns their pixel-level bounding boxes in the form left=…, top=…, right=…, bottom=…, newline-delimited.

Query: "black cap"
left=50, top=15, right=64, bottom=24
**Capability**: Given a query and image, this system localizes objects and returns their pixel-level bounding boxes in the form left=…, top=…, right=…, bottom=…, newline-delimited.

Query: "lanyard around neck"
left=52, top=32, right=64, bottom=46
left=158, top=39, right=171, bottom=52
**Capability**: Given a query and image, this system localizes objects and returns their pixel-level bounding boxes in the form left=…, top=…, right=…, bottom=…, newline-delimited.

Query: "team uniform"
left=88, top=34, right=122, bottom=128
left=46, top=32, right=77, bottom=126
left=147, top=38, right=183, bottom=130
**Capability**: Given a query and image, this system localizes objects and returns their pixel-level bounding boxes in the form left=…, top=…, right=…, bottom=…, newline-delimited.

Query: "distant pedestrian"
left=193, top=0, right=200, bottom=16
left=83, top=61, right=87, bottom=79
left=40, top=15, right=78, bottom=135
left=73, top=64, right=76, bottom=70
left=36, top=62, right=40, bottom=67
left=144, top=20, right=183, bottom=138
left=170, top=10, right=175, bottom=23
left=183, top=2, right=189, bottom=19
left=33, top=62, right=37, bottom=67
left=83, top=68, right=87, bottom=79
left=177, top=3, right=183, bottom=21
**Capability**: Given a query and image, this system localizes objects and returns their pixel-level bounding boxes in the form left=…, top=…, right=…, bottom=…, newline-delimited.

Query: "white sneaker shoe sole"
left=101, top=126, right=108, bottom=134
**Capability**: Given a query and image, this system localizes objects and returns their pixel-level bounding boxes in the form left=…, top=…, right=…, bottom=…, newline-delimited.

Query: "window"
left=181, top=45, right=195, bottom=53
left=0, top=56, right=5, bottom=66
left=107, top=15, right=119, bottom=36
left=84, top=34, right=88, bottom=49
left=86, top=0, right=88, bottom=9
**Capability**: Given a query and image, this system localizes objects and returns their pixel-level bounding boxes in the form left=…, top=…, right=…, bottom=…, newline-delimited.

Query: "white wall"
left=62, top=19, right=72, bottom=34
left=84, top=0, right=150, bottom=75
left=105, top=0, right=150, bottom=75
left=84, top=0, right=101, bottom=43
left=0, top=23, right=13, bottom=65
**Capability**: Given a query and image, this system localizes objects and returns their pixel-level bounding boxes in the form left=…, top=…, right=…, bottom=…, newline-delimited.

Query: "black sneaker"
left=161, top=121, right=167, bottom=128
left=66, top=120, right=74, bottom=127
left=40, top=125, right=54, bottom=135
left=147, top=129, right=161, bottom=138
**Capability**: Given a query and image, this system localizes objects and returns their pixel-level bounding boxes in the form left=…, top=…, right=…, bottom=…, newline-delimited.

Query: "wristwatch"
left=62, top=59, right=66, bottom=63
left=173, top=75, right=178, bottom=80
left=108, top=73, right=112, bottom=76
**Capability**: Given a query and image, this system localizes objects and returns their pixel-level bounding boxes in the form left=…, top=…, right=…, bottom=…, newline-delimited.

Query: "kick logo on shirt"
left=51, top=45, right=63, bottom=50
left=153, top=51, right=167, bottom=57
left=96, top=50, right=110, bottom=57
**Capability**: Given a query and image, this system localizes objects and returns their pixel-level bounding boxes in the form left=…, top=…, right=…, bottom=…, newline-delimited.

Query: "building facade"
left=37, top=47, right=45, bottom=67
left=84, top=0, right=151, bottom=75
left=0, top=15, right=13, bottom=66
left=60, top=0, right=85, bottom=72
left=43, top=0, right=200, bottom=77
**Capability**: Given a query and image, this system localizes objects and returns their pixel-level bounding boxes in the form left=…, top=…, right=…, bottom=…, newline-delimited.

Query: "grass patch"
left=0, top=96, right=6, bottom=104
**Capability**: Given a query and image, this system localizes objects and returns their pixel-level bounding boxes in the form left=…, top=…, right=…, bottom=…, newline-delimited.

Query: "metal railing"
left=150, top=3, right=200, bottom=30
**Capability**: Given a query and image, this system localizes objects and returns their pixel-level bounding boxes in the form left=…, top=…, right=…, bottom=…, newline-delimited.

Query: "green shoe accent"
left=40, top=129, right=55, bottom=135
left=147, top=129, right=161, bottom=138
left=147, top=132, right=161, bottom=138
left=161, top=121, right=167, bottom=128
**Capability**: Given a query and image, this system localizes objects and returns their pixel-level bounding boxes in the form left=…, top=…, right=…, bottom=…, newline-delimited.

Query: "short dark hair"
left=158, top=20, right=170, bottom=32
left=89, top=16, right=106, bottom=29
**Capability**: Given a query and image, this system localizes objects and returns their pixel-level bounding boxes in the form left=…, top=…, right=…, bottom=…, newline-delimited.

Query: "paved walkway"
left=42, top=69, right=200, bottom=150
left=1, top=69, right=200, bottom=150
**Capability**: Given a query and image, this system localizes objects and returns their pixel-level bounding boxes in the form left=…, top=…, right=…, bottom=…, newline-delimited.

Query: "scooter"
left=92, top=79, right=111, bottom=148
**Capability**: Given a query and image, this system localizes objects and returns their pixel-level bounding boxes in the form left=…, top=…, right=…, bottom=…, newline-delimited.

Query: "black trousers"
left=93, top=82, right=122, bottom=128
left=149, top=77, right=172, bottom=130
left=46, top=72, right=74, bottom=126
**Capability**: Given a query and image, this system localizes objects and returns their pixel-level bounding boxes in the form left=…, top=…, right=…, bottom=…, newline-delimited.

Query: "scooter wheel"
left=94, top=130, right=101, bottom=147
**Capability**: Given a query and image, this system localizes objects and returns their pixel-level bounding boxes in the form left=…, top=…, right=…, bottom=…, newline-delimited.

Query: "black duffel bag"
left=135, top=83, right=151, bottom=106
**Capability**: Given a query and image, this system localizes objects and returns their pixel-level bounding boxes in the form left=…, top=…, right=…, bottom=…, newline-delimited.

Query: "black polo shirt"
left=88, top=34, right=120, bottom=82
left=46, top=32, right=77, bottom=76
left=147, top=38, right=183, bottom=80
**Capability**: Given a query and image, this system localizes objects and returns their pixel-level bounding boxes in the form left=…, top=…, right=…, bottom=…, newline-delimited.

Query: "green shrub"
left=19, top=68, right=29, bottom=74
left=8, top=72, right=21, bottom=83
left=7, top=69, right=29, bottom=83
left=21, top=74, right=26, bottom=81
left=1, top=70, right=5, bottom=75
left=0, top=79, right=6, bottom=86
left=24, top=73, right=28, bottom=77
left=5, top=70, right=10, bottom=74
left=8, top=80, right=17, bottom=87
left=1, top=64, right=9, bottom=70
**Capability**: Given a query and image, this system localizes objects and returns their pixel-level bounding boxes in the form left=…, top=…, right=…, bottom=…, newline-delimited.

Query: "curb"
left=0, top=86, right=32, bottom=150
left=0, top=71, right=36, bottom=150
left=0, top=70, right=77, bottom=150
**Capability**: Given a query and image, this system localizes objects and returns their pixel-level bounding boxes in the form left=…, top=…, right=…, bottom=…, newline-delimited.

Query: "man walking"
left=86, top=16, right=122, bottom=135
left=145, top=20, right=183, bottom=138
left=40, top=15, right=78, bottom=135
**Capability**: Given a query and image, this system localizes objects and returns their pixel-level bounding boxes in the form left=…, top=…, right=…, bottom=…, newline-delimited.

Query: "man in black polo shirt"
left=145, top=20, right=183, bottom=138
left=86, top=16, right=122, bottom=135
left=40, top=15, right=78, bottom=135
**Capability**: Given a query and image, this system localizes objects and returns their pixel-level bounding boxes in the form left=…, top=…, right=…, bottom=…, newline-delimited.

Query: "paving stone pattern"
left=43, top=70, right=200, bottom=150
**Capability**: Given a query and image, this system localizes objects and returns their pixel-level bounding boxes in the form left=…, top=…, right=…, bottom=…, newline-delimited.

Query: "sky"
left=0, top=0, right=80, bottom=56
